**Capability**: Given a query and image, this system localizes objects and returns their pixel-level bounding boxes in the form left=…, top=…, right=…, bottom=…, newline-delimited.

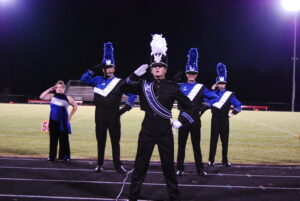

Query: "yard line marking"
left=1, top=166, right=300, bottom=178
left=0, top=177, right=299, bottom=191
left=0, top=194, right=128, bottom=201
left=0, top=157, right=300, bottom=168
left=236, top=116, right=298, bottom=137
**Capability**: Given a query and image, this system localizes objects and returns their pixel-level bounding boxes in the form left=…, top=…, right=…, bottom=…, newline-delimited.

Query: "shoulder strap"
left=212, top=91, right=232, bottom=109
left=187, top=83, right=203, bottom=101
left=142, top=80, right=172, bottom=119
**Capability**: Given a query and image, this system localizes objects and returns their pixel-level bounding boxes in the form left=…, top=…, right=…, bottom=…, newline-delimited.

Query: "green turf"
left=0, top=103, right=299, bottom=164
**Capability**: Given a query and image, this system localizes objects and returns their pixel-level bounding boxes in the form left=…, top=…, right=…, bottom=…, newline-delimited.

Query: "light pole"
left=282, top=0, right=300, bottom=112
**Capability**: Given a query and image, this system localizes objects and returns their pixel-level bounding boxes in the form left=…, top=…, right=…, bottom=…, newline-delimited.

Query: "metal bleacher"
left=65, top=80, right=94, bottom=103
left=64, top=80, right=139, bottom=104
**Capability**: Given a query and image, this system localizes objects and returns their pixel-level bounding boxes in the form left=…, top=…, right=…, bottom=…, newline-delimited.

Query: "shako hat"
left=185, top=48, right=199, bottom=73
left=150, top=34, right=168, bottom=67
left=101, top=42, right=115, bottom=68
left=216, top=62, right=227, bottom=84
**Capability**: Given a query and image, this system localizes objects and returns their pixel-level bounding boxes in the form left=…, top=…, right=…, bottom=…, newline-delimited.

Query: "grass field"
left=0, top=103, right=299, bottom=164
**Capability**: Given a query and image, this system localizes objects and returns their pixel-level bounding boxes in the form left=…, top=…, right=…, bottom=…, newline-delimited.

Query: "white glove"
left=134, top=64, right=149, bottom=76
left=172, top=120, right=182, bottom=129
left=228, top=113, right=234, bottom=118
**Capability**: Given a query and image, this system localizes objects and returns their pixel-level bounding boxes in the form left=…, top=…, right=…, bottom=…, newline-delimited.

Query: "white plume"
left=150, top=34, right=167, bottom=56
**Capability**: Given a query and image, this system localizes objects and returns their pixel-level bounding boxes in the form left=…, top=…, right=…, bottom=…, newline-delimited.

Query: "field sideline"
left=0, top=103, right=299, bottom=164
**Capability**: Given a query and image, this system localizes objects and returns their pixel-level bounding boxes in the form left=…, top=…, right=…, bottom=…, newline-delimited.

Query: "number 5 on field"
left=40, top=121, right=49, bottom=132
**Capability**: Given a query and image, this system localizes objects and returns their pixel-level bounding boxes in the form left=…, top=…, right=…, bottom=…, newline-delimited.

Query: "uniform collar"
left=186, top=81, right=197, bottom=86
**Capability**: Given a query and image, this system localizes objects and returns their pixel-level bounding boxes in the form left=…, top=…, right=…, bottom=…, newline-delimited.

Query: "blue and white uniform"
left=176, top=81, right=217, bottom=173
left=48, top=93, right=71, bottom=160
left=81, top=71, right=137, bottom=169
left=208, top=89, right=241, bottom=165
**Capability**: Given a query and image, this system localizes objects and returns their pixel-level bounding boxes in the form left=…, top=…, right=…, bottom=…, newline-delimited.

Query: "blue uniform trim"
left=181, top=112, right=194, bottom=123
left=143, top=81, right=172, bottom=119
left=125, top=101, right=134, bottom=108
left=126, top=77, right=138, bottom=84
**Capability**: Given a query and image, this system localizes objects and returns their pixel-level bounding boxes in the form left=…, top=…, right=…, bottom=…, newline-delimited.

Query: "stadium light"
left=282, top=0, right=300, bottom=112
left=0, top=0, right=15, bottom=7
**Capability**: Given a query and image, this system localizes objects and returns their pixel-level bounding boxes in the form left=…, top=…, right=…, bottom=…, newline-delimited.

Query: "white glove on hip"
left=134, top=64, right=149, bottom=76
left=172, top=120, right=182, bottom=129
left=228, top=113, right=234, bottom=118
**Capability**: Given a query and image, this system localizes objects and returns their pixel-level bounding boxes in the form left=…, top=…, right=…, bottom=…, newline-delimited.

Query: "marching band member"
left=81, top=42, right=137, bottom=173
left=176, top=48, right=217, bottom=177
left=208, top=63, right=241, bottom=167
left=125, top=34, right=194, bottom=201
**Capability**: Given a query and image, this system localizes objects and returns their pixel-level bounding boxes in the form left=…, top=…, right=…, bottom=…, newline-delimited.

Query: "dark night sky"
left=0, top=0, right=299, bottom=105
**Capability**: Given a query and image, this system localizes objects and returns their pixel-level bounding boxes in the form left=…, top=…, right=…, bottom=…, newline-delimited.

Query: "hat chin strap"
left=153, top=75, right=165, bottom=81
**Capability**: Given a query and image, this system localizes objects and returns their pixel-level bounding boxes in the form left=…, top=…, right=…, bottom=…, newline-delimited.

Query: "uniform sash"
left=50, top=95, right=71, bottom=134
left=187, top=83, right=203, bottom=101
left=142, top=80, right=172, bottom=119
left=94, top=77, right=121, bottom=97
left=212, top=91, right=232, bottom=109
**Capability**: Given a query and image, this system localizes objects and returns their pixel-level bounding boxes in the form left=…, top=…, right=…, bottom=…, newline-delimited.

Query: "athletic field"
left=0, top=103, right=299, bottom=165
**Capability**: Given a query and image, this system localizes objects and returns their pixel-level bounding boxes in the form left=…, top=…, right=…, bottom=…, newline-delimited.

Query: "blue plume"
left=216, top=63, right=227, bottom=77
left=216, top=62, right=227, bottom=83
left=187, top=48, right=198, bottom=67
left=102, top=42, right=115, bottom=66
left=185, top=48, right=199, bottom=72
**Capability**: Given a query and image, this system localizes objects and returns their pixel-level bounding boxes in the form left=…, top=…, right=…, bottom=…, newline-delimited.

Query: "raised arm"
left=39, top=86, right=56, bottom=100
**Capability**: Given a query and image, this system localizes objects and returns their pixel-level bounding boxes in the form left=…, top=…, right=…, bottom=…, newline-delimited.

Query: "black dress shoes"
left=208, top=161, right=215, bottom=167
left=222, top=162, right=231, bottom=167
left=47, top=157, right=55, bottom=161
left=176, top=170, right=184, bottom=176
left=63, top=156, right=71, bottom=163
left=197, top=168, right=208, bottom=177
left=94, top=165, right=104, bottom=173
left=116, top=165, right=127, bottom=173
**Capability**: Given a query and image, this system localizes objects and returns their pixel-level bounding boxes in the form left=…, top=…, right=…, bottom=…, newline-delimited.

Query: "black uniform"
left=177, top=82, right=217, bottom=173
left=125, top=74, right=194, bottom=201
left=208, top=89, right=241, bottom=164
left=81, top=71, right=136, bottom=169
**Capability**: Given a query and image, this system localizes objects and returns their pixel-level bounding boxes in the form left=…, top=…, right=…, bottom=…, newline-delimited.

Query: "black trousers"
left=129, top=115, right=180, bottom=201
left=48, top=119, right=70, bottom=159
left=209, top=116, right=229, bottom=163
left=95, top=107, right=122, bottom=168
left=176, top=120, right=203, bottom=171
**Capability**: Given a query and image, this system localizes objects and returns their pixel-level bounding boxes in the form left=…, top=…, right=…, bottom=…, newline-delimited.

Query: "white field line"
left=236, top=116, right=299, bottom=137
left=0, top=157, right=300, bottom=168
left=0, top=194, right=131, bottom=201
left=0, top=177, right=299, bottom=191
left=1, top=166, right=300, bottom=178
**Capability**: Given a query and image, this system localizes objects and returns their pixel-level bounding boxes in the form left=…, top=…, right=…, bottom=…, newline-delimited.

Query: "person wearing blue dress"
left=40, top=80, right=78, bottom=162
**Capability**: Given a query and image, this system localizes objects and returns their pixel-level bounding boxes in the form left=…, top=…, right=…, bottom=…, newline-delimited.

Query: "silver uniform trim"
left=213, top=91, right=232, bottom=109
left=50, top=97, right=69, bottom=108
left=93, top=78, right=121, bottom=97
left=187, top=83, right=203, bottom=101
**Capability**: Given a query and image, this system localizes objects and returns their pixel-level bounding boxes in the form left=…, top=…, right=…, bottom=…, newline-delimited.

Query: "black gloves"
left=89, top=64, right=103, bottom=76
left=119, top=104, right=131, bottom=115
left=171, top=71, right=184, bottom=82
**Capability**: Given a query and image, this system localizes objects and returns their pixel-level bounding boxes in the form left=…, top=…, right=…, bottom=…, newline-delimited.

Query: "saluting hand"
left=134, top=64, right=149, bottom=76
